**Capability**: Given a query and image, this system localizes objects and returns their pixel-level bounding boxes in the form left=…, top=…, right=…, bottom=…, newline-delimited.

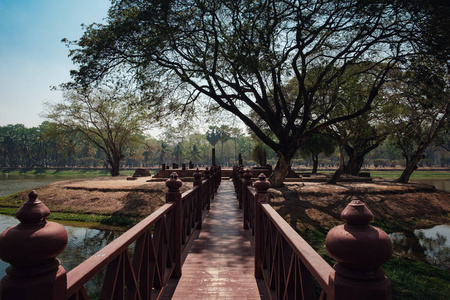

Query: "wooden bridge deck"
left=161, top=181, right=269, bottom=299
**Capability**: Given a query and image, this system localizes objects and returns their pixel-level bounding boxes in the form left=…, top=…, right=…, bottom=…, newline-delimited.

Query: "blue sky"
left=0, top=0, right=111, bottom=127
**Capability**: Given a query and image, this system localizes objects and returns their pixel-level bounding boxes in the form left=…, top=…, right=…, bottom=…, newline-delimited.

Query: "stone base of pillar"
left=0, top=263, right=67, bottom=300
left=329, top=271, right=391, bottom=300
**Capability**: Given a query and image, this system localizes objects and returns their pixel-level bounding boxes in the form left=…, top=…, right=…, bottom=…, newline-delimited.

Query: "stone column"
left=166, top=173, right=183, bottom=278
left=0, top=191, right=68, bottom=300
left=253, top=174, right=271, bottom=279
left=325, top=200, right=393, bottom=300
left=237, top=167, right=245, bottom=208
left=212, top=148, right=216, bottom=166
left=193, top=168, right=203, bottom=229
left=204, top=167, right=211, bottom=209
left=242, top=169, right=253, bottom=230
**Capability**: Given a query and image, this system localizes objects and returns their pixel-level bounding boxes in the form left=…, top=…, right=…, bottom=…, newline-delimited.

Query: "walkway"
left=161, top=181, right=268, bottom=299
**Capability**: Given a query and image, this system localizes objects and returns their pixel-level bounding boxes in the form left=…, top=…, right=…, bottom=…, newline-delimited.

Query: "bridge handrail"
left=0, top=167, right=220, bottom=300
left=260, top=202, right=333, bottom=295
left=237, top=169, right=332, bottom=298
left=66, top=203, right=175, bottom=298
left=233, top=167, right=393, bottom=300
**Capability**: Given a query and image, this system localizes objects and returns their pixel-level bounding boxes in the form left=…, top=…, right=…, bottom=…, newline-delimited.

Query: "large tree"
left=297, top=132, right=336, bottom=174
left=68, top=0, right=422, bottom=186
left=45, top=87, right=151, bottom=176
left=387, top=56, right=449, bottom=183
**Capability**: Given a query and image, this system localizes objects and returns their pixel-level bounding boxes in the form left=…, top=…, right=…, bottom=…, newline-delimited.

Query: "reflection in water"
left=415, top=179, right=450, bottom=192
left=390, top=224, right=450, bottom=268
left=0, top=214, right=126, bottom=297
left=0, top=173, right=103, bottom=197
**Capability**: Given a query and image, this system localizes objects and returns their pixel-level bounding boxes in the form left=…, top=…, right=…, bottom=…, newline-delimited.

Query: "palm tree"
left=189, top=144, right=202, bottom=166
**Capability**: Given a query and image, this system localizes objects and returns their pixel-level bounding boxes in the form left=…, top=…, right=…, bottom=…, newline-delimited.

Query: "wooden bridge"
left=0, top=166, right=393, bottom=300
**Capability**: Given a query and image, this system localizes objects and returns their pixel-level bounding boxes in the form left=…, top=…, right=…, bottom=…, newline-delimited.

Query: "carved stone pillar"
left=325, top=200, right=393, bottom=300
left=0, top=191, right=68, bottom=300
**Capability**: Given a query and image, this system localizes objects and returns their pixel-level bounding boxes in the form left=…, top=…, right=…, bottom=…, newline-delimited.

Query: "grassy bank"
left=368, top=170, right=450, bottom=180
left=315, top=170, right=450, bottom=180
left=0, top=201, right=140, bottom=228
left=301, top=228, right=450, bottom=300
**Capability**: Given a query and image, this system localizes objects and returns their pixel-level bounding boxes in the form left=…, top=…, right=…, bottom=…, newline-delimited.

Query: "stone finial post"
left=232, top=166, right=238, bottom=193
left=0, top=191, right=68, bottom=300
left=193, top=168, right=203, bottom=229
left=242, top=169, right=253, bottom=229
left=204, top=167, right=211, bottom=209
left=325, top=200, right=393, bottom=300
left=253, top=174, right=271, bottom=279
left=237, top=167, right=245, bottom=208
left=238, top=153, right=243, bottom=167
left=162, top=163, right=166, bottom=171
left=166, top=173, right=183, bottom=278
left=210, top=166, right=217, bottom=193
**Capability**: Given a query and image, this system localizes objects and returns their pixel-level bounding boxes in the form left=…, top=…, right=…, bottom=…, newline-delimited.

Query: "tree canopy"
left=386, top=55, right=449, bottom=183
left=68, top=0, right=433, bottom=186
left=44, top=87, right=151, bottom=176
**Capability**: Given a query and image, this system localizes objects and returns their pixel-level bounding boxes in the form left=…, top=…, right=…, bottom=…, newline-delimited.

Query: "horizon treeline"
left=1, top=122, right=449, bottom=171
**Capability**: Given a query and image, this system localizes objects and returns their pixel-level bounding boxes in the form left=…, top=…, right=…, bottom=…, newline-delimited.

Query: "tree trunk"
left=397, top=152, right=423, bottom=183
left=344, top=153, right=365, bottom=176
left=110, top=161, right=121, bottom=176
left=107, top=152, right=123, bottom=177
left=311, top=154, right=319, bottom=174
left=269, top=154, right=291, bottom=188
left=328, top=165, right=344, bottom=185
left=328, top=144, right=346, bottom=184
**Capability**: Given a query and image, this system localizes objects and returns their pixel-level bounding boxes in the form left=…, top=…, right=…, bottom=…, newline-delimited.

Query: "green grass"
left=299, top=228, right=450, bottom=300
left=368, top=170, right=450, bottom=180
left=317, top=169, right=450, bottom=180
left=385, top=257, right=450, bottom=300
left=0, top=206, right=140, bottom=228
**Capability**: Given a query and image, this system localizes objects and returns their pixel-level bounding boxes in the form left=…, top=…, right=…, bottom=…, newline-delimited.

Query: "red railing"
left=233, top=166, right=393, bottom=300
left=66, top=203, right=176, bottom=299
left=66, top=168, right=220, bottom=299
left=0, top=167, right=221, bottom=300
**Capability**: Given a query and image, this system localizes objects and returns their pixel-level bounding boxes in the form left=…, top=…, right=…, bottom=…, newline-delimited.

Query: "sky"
left=0, top=0, right=111, bottom=128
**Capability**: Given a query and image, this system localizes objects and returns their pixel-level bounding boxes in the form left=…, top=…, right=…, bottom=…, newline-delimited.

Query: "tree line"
left=0, top=123, right=257, bottom=170
left=1, top=121, right=448, bottom=177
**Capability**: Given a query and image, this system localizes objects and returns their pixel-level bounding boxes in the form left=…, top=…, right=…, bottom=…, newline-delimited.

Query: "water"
left=390, top=224, right=450, bottom=267
left=0, top=173, right=101, bottom=197
left=415, top=179, right=450, bottom=192
left=0, top=214, right=124, bottom=295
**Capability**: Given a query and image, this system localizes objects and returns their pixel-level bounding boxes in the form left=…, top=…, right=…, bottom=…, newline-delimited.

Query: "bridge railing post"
left=237, top=167, right=245, bottom=208
left=242, top=169, right=253, bottom=229
left=166, top=172, right=183, bottom=279
left=232, top=166, right=239, bottom=193
left=253, top=173, right=271, bottom=279
left=193, top=168, right=203, bottom=229
left=0, top=191, right=68, bottom=300
left=325, top=200, right=393, bottom=300
left=210, top=166, right=217, bottom=193
left=217, top=166, right=222, bottom=188
left=204, top=167, right=211, bottom=209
